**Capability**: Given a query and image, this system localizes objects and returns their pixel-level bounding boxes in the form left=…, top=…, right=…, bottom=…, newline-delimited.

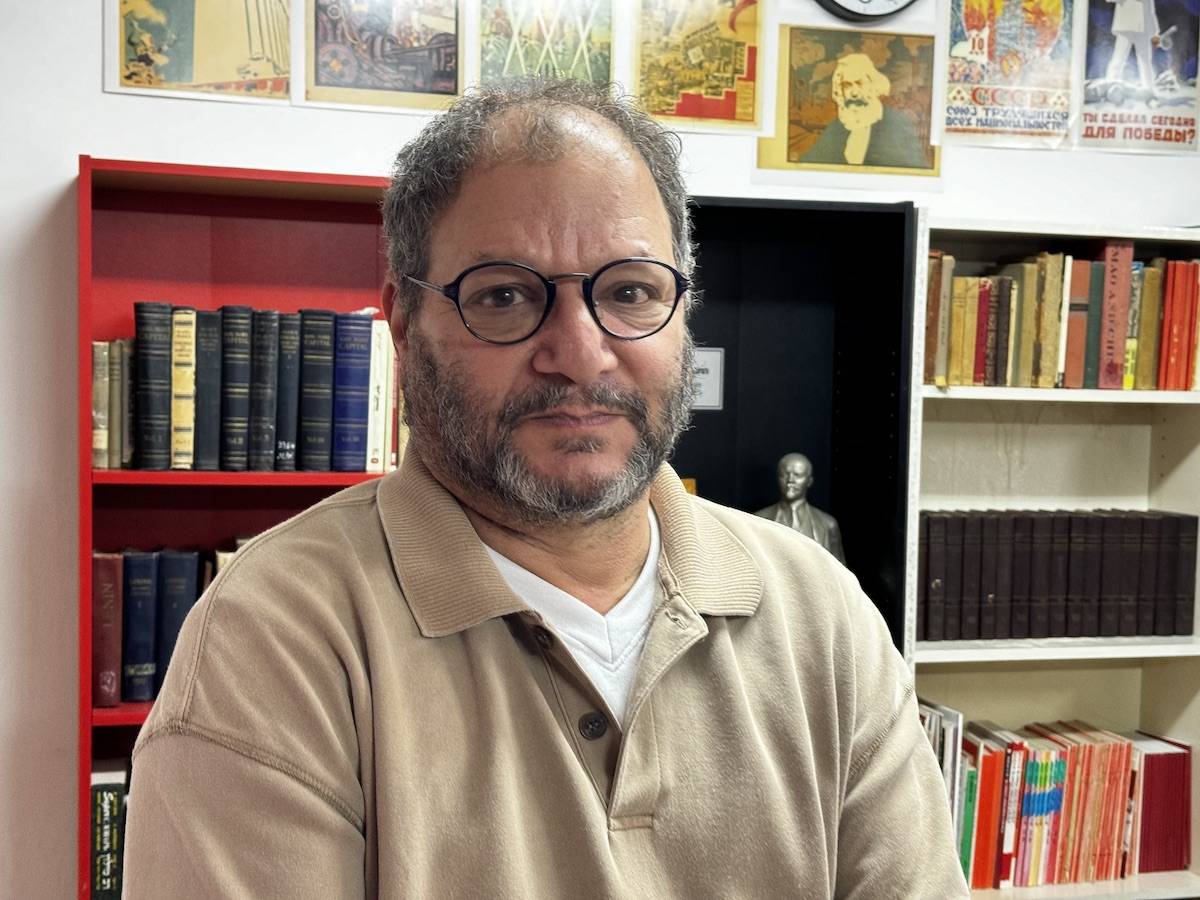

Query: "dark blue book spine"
left=299, top=309, right=335, bottom=471
left=332, top=314, right=373, bottom=471
left=133, top=302, right=172, bottom=470
left=193, top=310, right=222, bottom=471
left=248, top=310, right=280, bottom=470
left=275, top=313, right=301, bottom=471
left=154, top=550, right=199, bottom=694
left=219, top=306, right=252, bottom=470
left=121, top=551, right=158, bottom=702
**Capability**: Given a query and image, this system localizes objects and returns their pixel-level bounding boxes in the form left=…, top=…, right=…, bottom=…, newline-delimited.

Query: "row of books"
left=91, top=544, right=246, bottom=707
left=922, top=244, right=1200, bottom=390
left=90, top=759, right=128, bottom=899
left=90, top=303, right=408, bottom=473
left=916, top=509, right=1197, bottom=642
left=919, top=700, right=1191, bottom=889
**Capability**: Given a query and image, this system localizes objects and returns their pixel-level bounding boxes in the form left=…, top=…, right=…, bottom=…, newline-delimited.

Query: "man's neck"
left=462, top=496, right=653, bottom=616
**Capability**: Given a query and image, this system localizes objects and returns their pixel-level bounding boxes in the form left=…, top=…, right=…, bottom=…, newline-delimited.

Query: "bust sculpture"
left=755, top=453, right=845, bottom=563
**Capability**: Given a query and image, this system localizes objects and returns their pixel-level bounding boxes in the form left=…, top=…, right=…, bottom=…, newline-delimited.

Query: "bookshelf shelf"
left=921, top=386, right=1200, bottom=404
left=915, top=635, right=1200, bottom=664
left=91, top=470, right=382, bottom=487
left=92, top=703, right=153, bottom=728
left=971, top=868, right=1200, bottom=899
left=928, top=217, right=1200, bottom=245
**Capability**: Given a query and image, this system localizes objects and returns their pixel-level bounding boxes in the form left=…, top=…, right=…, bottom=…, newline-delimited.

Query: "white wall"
left=1, top=2, right=1197, bottom=895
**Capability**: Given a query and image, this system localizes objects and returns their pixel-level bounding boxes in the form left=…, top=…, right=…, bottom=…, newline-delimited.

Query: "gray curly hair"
left=380, top=79, right=694, bottom=322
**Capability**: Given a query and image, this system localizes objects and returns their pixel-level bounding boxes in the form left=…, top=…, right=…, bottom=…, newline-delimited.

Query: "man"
left=1105, top=0, right=1160, bottom=93
left=802, top=53, right=928, bottom=169
left=756, top=452, right=845, bottom=563
left=123, top=79, right=967, bottom=898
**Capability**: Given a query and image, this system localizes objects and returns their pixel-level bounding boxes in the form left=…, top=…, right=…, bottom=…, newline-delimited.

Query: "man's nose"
left=528, top=282, right=618, bottom=384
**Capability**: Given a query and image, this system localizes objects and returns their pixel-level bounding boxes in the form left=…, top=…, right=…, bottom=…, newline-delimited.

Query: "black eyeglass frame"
left=404, top=256, right=690, bottom=345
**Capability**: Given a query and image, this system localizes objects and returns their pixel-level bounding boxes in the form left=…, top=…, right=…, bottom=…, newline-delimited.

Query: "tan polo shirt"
left=123, top=455, right=968, bottom=898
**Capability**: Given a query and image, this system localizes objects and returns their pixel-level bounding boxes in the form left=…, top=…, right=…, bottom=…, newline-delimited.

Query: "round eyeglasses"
left=404, top=257, right=690, bottom=345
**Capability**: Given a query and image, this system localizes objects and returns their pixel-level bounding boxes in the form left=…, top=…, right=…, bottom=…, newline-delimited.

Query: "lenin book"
left=274, top=312, right=301, bottom=471
left=120, top=550, right=158, bottom=702
left=299, top=309, right=336, bottom=471
left=193, top=309, right=222, bottom=471
left=219, top=305, right=252, bottom=470
left=248, top=309, right=280, bottom=470
left=331, top=313, right=373, bottom=471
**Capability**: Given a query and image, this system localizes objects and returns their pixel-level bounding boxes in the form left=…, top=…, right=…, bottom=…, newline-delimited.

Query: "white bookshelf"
left=907, top=213, right=1200, bottom=897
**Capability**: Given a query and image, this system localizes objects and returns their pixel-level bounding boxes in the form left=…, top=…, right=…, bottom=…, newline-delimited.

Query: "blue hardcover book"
left=193, top=310, right=222, bottom=471
left=133, top=301, right=172, bottom=470
left=121, top=551, right=158, bottom=702
left=248, top=309, right=280, bottom=470
left=331, top=313, right=373, bottom=471
left=274, top=312, right=301, bottom=471
left=298, top=309, right=335, bottom=471
left=219, top=305, right=252, bottom=470
left=154, top=550, right=199, bottom=694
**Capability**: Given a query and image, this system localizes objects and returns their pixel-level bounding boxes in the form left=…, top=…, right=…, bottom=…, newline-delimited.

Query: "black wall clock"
left=814, top=0, right=919, bottom=21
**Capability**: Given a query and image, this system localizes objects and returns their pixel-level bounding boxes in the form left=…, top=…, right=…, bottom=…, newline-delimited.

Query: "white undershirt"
left=484, top=509, right=661, bottom=727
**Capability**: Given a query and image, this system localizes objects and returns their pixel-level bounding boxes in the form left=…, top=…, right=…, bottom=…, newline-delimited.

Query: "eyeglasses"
left=404, top=257, right=689, bottom=345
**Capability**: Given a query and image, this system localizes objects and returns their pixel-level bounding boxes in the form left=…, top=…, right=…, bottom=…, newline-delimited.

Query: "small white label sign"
left=691, top=347, right=725, bottom=411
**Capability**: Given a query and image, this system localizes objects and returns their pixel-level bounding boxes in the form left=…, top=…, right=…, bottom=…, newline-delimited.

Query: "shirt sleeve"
left=123, top=730, right=366, bottom=898
left=834, top=590, right=971, bottom=899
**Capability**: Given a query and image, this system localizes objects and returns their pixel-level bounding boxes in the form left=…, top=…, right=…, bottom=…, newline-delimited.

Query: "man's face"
left=778, top=458, right=812, bottom=503
left=834, top=61, right=885, bottom=130
left=396, top=118, right=694, bottom=527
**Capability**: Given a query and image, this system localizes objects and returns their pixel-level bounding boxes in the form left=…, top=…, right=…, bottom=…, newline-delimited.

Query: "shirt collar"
left=377, top=452, right=763, bottom=638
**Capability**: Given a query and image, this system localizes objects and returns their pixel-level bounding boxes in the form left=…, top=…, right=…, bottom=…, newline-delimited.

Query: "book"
left=995, top=513, right=1014, bottom=639
left=1002, top=262, right=1039, bottom=388
left=1134, top=260, right=1166, bottom=389
left=961, top=513, right=982, bottom=639
left=948, top=276, right=969, bottom=386
left=92, top=552, right=123, bottom=708
left=1099, top=512, right=1123, bottom=636
left=1158, top=260, right=1179, bottom=389
left=980, top=513, right=999, bottom=639
left=963, top=725, right=1006, bottom=889
left=993, top=277, right=1013, bottom=386
left=924, top=251, right=943, bottom=384
left=106, top=339, right=123, bottom=469
left=169, top=306, right=197, bottom=470
left=1029, top=514, right=1052, bottom=639
left=935, top=254, right=956, bottom=387
left=1054, top=255, right=1072, bottom=388
left=134, top=301, right=172, bottom=469
left=962, top=278, right=981, bottom=388
left=299, top=308, right=336, bottom=471
left=331, top=313, right=374, bottom=471
left=973, top=278, right=992, bottom=386
left=275, top=312, right=301, bottom=471
left=1083, top=260, right=1106, bottom=389
left=1063, top=259, right=1091, bottom=389
left=120, top=551, right=158, bottom=702
left=1175, top=512, right=1197, bottom=635
left=926, top=512, right=947, bottom=641
left=973, top=721, right=1029, bottom=889
left=1135, top=512, right=1161, bottom=637
left=1082, top=514, right=1104, bottom=636
left=193, top=309, right=222, bottom=472
left=1066, top=513, right=1088, bottom=638
left=91, top=341, right=110, bottom=470
left=1126, top=731, right=1191, bottom=874
left=118, top=338, right=134, bottom=468
left=90, top=759, right=128, bottom=899
left=1185, top=262, right=1200, bottom=390
left=1122, top=263, right=1145, bottom=390
left=1118, top=512, right=1142, bottom=636
left=154, top=550, right=199, bottom=694
left=248, top=309, right=280, bottom=471
left=945, top=513, right=964, bottom=640
left=959, top=758, right=979, bottom=879
left=918, top=512, right=928, bottom=641
left=1048, top=513, right=1070, bottom=638
left=1011, top=514, right=1033, bottom=639
left=366, top=319, right=395, bottom=474
left=1154, top=512, right=1179, bottom=636
left=219, top=305, right=252, bottom=470
left=1099, top=240, right=1134, bottom=389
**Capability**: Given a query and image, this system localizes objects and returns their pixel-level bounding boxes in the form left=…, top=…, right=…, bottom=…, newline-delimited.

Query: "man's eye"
left=464, top=285, right=533, bottom=310
left=606, top=283, right=658, bottom=305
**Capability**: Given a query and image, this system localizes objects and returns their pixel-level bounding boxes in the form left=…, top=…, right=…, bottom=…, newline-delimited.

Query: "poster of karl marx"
left=759, top=26, right=937, bottom=174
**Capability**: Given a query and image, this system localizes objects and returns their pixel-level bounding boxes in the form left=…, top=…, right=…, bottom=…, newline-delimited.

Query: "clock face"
left=814, top=0, right=919, bottom=21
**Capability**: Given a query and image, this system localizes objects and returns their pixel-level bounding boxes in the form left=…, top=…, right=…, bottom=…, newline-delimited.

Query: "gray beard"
left=838, top=98, right=884, bottom=131
left=401, top=329, right=696, bottom=528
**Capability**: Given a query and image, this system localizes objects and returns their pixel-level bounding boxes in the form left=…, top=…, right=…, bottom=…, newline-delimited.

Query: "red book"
left=965, top=729, right=1006, bottom=889
left=91, top=552, right=123, bottom=708
left=1183, top=262, right=1199, bottom=389
left=1064, top=259, right=1091, bottom=389
left=1099, top=240, right=1134, bottom=389
left=973, top=277, right=993, bottom=386
left=1158, top=261, right=1177, bottom=389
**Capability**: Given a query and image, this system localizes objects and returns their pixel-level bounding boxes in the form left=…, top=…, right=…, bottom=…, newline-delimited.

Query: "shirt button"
left=533, top=627, right=553, bottom=650
left=578, top=711, right=608, bottom=741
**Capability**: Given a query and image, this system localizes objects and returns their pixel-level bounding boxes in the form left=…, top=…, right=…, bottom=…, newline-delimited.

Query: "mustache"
left=498, top=382, right=650, bottom=429
left=842, top=97, right=870, bottom=107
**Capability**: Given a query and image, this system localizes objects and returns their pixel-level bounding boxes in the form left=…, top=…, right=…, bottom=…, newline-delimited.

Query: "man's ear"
left=381, top=280, right=408, bottom=350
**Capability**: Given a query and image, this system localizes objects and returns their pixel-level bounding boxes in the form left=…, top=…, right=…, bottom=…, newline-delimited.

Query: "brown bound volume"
left=1176, top=513, right=1197, bottom=635
left=977, top=278, right=996, bottom=386
left=1134, top=261, right=1166, bottom=389
left=1029, top=513, right=1053, bottom=638
left=1064, top=259, right=1092, bottom=389
left=1099, top=240, right=1134, bottom=389
left=1002, top=263, right=1039, bottom=387
left=1066, top=513, right=1090, bottom=637
left=962, top=278, right=981, bottom=387
left=1157, top=260, right=1179, bottom=389
left=926, top=512, right=947, bottom=641
left=1135, top=513, right=1162, bottom=636
left=1048, top=513, right=1071, bottom=637
left=1099, top=513, right=1124, bottom=636
left=917, top=511, right=928, bottom=640
left=949, top=276, right=970, bottom=386
left=92, top=552, right=124, bottom=708
left=993, top=277, right=1014, bottom=386
left=1011, top=514, right=1033, bottom=639
left=934, top=254, right=956, bottom=386
left=1082, top=514, right=1104, bottom=636
left=1117, top=512, right=1142, bottom=636
left=980, top=513, right=1000, bottom=639
left=945, top=512, right=965, bottom=640
left=1154, top=513, right=1180, bottom=636
left=962, top=513, right=983, bottom=639
left=924, top=252, right=944, bottom=384
left=1037, top=253, right=1065, bottom=388
left=995, top=512, right=1014, bottom=639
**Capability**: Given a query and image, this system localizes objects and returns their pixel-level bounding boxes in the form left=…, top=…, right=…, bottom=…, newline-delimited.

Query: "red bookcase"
left=76, top=156, right=390, bottom=897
